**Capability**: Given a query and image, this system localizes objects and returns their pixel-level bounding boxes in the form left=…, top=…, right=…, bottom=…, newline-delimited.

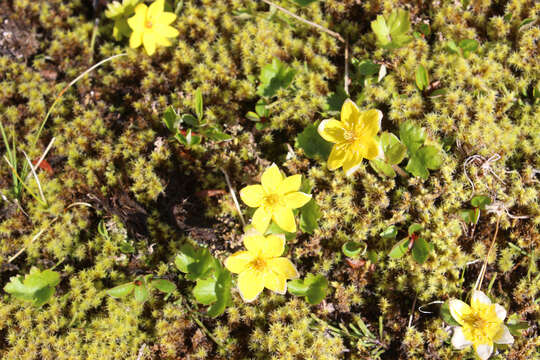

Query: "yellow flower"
left=127, top=0, right=179, bottom=55
left=318, top=99, right=382, bottom=176
left=449, top=290, right=514, bottom=360
left=239, top=164, right=311, bottom=234
left=224, top=231, right=299, bottom=302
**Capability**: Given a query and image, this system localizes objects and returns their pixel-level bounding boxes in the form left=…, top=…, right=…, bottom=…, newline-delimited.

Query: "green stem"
left=183, top=299, right=223, bottom=348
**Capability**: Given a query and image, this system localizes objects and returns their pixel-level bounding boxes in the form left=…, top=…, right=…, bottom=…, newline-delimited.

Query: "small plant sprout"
left=224, top=231, right=299, bottom=302
left=317, top=99, right=382, bottom=176
left=239, top=164, right=311, bottom=234
left=447, top=290, right=514, bottom=360
left=371, top=9, right=413, bottom=50
left=127, top=0, right=179, bottom=55
left=288, top=273, right=328, bottom=305
left=4, top=267, right=60, bottom=307
left=107, top=274, right=176, bottom=303
left=387, top=223, right=433, bottom=264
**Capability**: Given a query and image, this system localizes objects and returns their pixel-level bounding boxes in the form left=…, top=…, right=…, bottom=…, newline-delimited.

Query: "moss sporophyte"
left=318, top=99, right=382, bottom=176
left=127, top=0, right=179, bottom=55
left=239, top=164, right=311, bottom=234
left=449, top=290, right=513, bottom=360
left=224, top=231, right=299, bottom=302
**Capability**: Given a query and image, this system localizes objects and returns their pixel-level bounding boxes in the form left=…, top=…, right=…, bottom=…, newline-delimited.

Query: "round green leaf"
left=342, top=241, right=364, bottom=258
left=408, top=223, right=423, bottom=235
left=380, top=225, right=398, bottom=239
left=134, top=284, right=150, bottom=303
left=470, top=195, right=491, bottom=210
left=412, top=237, right=430, bottom=264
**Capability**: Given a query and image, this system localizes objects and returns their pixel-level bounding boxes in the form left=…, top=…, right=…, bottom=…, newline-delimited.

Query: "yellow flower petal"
left=361, top=137, right=381, bottom=160
left=260, top=234, right=285, bottom=258
left=224, top=251, right=254, bottom=274
left=317, top=119, right=346, bottom=143
left=129, top=31, right=143, bottom=49
left=157, top=25, right=179, bottom=38
left=243, top=234, right=266, bottom=255
left=240, top=185, right=265, bottom=207
left=283, top=192, right=311, bottom=209
left=342, top=149, right=363, bottom=177
left=449, top=299, right=472, bottom=326
left=153, top=34, right=171, bottom=46
left=267, top=257, right=299, bottom=279
left=272, top=207, right=296, bottom=233
left=148, top=0, right=164, bottom=20
left=473, top=343, right=493, bottom=360
left=261, top=164, right=283, bottom=193
left=237, top=268, right=264, bottom=302
left=252, top=207, right=271, bottom=234
left=143, top=32, right=157, bottom=55
left=277, top=174, right=301, bottom=195
left=341, top=99, right=360, bottom=128
left=127, top=4, right=147, bottom=30
left=358, top=109, right=382, bottom=137
left=158, top=12, right=177, bottom=26
left=263, top=270, right=287, bottom=294
left=327, top=143, right=347, bottom=170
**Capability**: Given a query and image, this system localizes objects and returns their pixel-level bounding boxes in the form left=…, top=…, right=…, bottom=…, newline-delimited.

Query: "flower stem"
left=475, top=214, right=501, bottom=290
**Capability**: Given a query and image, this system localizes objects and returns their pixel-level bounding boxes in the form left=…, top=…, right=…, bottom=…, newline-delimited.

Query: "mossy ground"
left=0, top=0, right=539, bottom=359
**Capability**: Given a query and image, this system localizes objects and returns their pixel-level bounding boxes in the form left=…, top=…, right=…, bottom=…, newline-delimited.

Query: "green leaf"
left=418, top=145, right=442, bottom=170
left=175, top=244, right=198, bottom=273
left=181, top=114, right=199, bottom=127
left=4, top=267, right=60, bottom=306
left=446, top=40, right=460, bottom=54
left=246, top=112, right=259, bottom=122
left=506, top=314, right=528, bottom=336
left=193, top=277, right=218, bottom=305
left=323, top=87, right=348, bottom=112
left=371, top=9, right=412, bottom=50
left=186, top=248, right=216, bottom=281
left=471, top=195, right=491, bottom=210
left=295, top=123, right=333, bottom=160
left=342, top=241, right=363, bottom=258
left=299, top=199, right=320, bottom=234
left=405, top=155, right=429, bottom=179
left=367, top=250, right=379, bottom=263
left=98, top=220, right=109, bottom=239
left=440, top=301, right=461, bottom=326
left=415, top=65, right=429, bottom=91
left=150, top=279, right=176, bottom=294
left=207, top=269, right=232, bottom=317
left=381, top=132, right=407, bottom=165
left=256, top=58, right=296, bottom=97
left=408, top=223, right=423, bottom=235
left=134, top=284, right=150, bottom=303
left=305, top=274, right=328, bottom=305
left=357, top=61, right=380, bottom=76
left=459, top=209, right=479, bottom=224
left=380, top=225, right=398, bottom=239
left=291, top=0, right=318, bottom=6
left=418, top=23, right=430, bottom=36
left=265, top=221, right=295, bottom=241
left=287, top=279, right=309, bottom=296
left=399, top=121, right=426, bottom=153
left=107, top=282, right=135, bottom=298
left=369, top=159, right=396, bottom=177
left=411, top=237, right=430, bottom=264
left=195, top=88, right=203, bottom=121
left=163, top=106, right=179, bottom=132
left=119, top=240, right=135, bottom=253
left=458, top=39, right=479, bottom=52
left=388, top=238, right=409, bottom=259
left=371, top=15, right=391, bottom=48
left=33, top=286, right=55, bottom=307
left=255, top=98, right=269, bottom=118
left=519, top=18, right=534, bottom=29
left=201, top=127, right=232, bottom=142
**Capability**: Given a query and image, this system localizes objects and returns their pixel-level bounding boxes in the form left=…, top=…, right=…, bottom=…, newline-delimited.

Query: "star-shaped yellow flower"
left=127, top=0, right=179, bottom=55
left=318, top=99, right=382, bottom=176
left=240, top=164, right=311, bottom=234
left=449, top=290, right=514, bottom=360
left=225, top=231, right=299, bottom=302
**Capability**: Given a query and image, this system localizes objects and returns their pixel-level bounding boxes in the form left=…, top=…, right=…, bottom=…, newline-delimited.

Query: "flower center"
left=343, top=130, right=357, bottom=142
left=461, top=309, right=501, bottom=344
left=250, top=257, right=267, bottom=271
left=264, top=193, right=281, bottom=208
left=145, top=20, right=153, bottom=29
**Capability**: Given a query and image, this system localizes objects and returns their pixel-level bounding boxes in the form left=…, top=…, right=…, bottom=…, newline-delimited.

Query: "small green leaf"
left=369, top=159, right=396, bottom=177
left=98, top=220, right=109, bottom=239
left=175, top=244, right=198, bottom=273
left=295, top=123, right=333, bottom=160
left=459, top=209, right=479, bottom=224
left=193, top=277, right=218, bottom=305
left=367, top=250, right=379, bottom=263
left=206, top=269, right=232, bottom=318
left=405, top=155, right=429, bottom=179
left=305, top=274, right=328, bottom=305
left=399, top=121, right=426, bottom=153
left=518, top=18, right=534, bottom=29
left=257, top=58, right=296, bottom=97
left=388, top=238, right=409, bottom=259
left=411, top=237, right=430, bottom=264
left=299, top=199, right=320, bottom=234
left=255, top=99, right=269, bottom=118
left=471, top=195, right=491, bottom=210
left=357, top=61, right=380, bottom=76
left=415, top=65, right=429, bottom=91
left=163, top=106, right=179, bottom=132
left=201, top=127, right=232, bottom=142
left=181, top=114, right=198, bottom=127
left=506, top=314, right=528, bottom=336
left=381, top=132, right=407, bottom=165
left=342, top=241, right=363, bottom=258
left=408, top=223, right=423, bottom=235
left=150, top=279, right=176, bottom=294
left=134, top=284, right=150, bottom=303
left=418, top=23, right=430, bottom=36
left=288, top=279, right=309, bottom=296
left=458, top=39, right=479, bottom=52
left=33, top=286, right=55, bottom=307
left=371, top=9, right=412, bottom=50
left=195, top=88, right=203, bottom=121
left=446, top=40, right=460, bottom=54
left=418, top=145, right=442, bottom=170
left=119, top=240, right=135, bottom=253
left=107, top=282, right=135, bottom=298
left=265, top=221, right=295, bottom=241
left=441, top=301, right=461, bottom=326
left=380, top=225, right=398, bottom=239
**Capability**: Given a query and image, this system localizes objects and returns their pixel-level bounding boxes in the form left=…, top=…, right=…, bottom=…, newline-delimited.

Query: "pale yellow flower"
left=225, top=231, right=299, bottom=302
left=127, top=0, right=179, bottom=55
left=449, top=290, right=514, bottom=360
left=239, top=164, right=311, bottom=234
left=318, top=99, right=382, bottom=176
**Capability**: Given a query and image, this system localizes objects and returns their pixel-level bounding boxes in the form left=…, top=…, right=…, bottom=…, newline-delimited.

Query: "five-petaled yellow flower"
left=225, top=231, right=299, bottom=302
left=127, top=0, right=179, bottom=55
left=240, top=164, right=311, bottom=234
left=449, top=290, right=514, bottom=360
left=318, top=99, right=382, bottom=176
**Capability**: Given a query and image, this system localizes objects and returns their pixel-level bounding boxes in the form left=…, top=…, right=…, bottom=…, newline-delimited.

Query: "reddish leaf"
left=32, top=159, right=54, bottom=175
